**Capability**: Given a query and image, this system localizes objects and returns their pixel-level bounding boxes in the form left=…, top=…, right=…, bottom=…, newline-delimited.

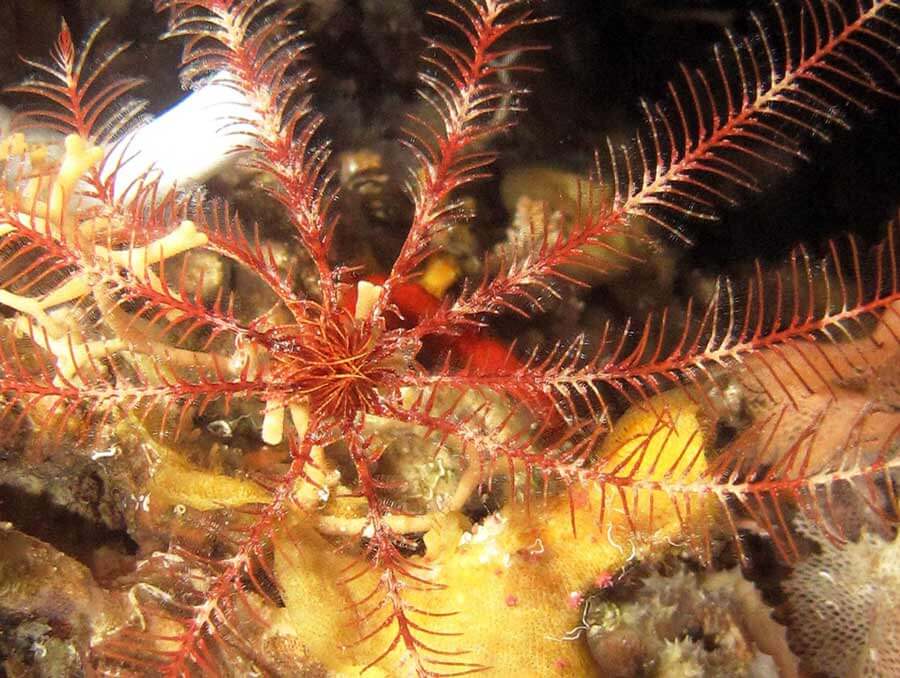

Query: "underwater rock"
left=0, top=524, right=126, bottom=676
left=584, top=565, right=795, bottom=677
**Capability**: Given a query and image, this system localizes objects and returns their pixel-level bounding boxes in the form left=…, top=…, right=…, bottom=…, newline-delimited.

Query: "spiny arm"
left=373, top=0, right=545, bottom=321
left=3, top=21, right=304, bottom=339
left=427, top=0, right=899, bottom=330
left=404, top=221, right=900, bottom=422
left=339, top=423, right=480, bottom=678
left=156, top=0, right=340, bottom=308
left=93, top=433, right=319, bottom=677
left=574, top=403, right=900, bottom=564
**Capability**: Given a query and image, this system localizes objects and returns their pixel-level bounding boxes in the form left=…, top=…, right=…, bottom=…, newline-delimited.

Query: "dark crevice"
left=0, top=484, right=137, bottom=579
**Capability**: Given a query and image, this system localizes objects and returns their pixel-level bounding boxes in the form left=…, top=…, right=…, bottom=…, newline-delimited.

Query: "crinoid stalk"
left=0, top=1, right=898, bottom=675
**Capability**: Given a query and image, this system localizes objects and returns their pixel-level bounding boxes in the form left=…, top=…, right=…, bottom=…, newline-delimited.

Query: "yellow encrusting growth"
left=136, top=423, right=272, bottom=512
left=421, top=255, right=461, bottom=298
left=7, top=1, right=895, bottom=674
left=268, top=390, right=711, bottom=675
left=599, top=390, right=708, bottom=483
left=0, top=133, right=27, bottom=160
left=115, top=390, right=713, bottom=675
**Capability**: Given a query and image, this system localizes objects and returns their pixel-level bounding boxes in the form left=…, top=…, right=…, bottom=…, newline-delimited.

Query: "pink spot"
left=519, top=537, right=546, bottom=562
left=505, top=594, right=519, bottom=607
left=554, top=658, right=570, bottom=671
left=566, top=591, right=583, bottom=609
left=595, top=572, right=613, bottom=589
left=568, top=486, right=589, bottom=509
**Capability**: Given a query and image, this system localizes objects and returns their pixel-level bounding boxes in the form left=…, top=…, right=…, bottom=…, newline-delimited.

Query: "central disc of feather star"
left=259, top=281, right=421, bottom=443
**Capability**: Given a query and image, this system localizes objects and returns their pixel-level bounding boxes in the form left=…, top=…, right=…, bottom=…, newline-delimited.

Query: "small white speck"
left=817, top=570, right=836, bottom=584
left=91, top=445, right=119, bottom=460
left=207, top=420, right=233, bottom=438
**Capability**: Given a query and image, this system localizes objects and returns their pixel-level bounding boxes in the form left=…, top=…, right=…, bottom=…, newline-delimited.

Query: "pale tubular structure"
left=104, top=73, right=257, bottom=201
left=3, top=72, right=256, bottom=201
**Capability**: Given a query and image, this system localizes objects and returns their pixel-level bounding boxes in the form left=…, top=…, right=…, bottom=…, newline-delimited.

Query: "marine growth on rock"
left=0, top=1, right=898, bottom=675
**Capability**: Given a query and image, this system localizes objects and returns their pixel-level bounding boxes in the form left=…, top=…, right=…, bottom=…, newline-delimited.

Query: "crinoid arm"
left=154, top=0, right=342, bottom=308
left=9, top=20, right=147, bottom=147
left=397, top=212, right=900, bottom=566
left=420, top=0, right=900, bottom=331
left=0, top=23, right=302, bottom=444
left=413, top=214, right=900, bottom=427
left=91, top=434, right=319, bottom=677
left=3, top=1, right=897, bottom=677
left=377, top=0, right=547, bottom=311
left=577, top=399, right=900, bottom=566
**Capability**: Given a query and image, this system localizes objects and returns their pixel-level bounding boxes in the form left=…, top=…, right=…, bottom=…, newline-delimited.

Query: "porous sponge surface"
left=784, top=530, right=900, bottom=677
